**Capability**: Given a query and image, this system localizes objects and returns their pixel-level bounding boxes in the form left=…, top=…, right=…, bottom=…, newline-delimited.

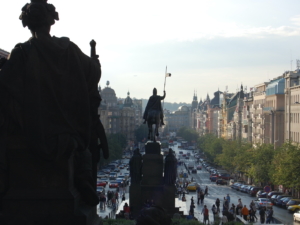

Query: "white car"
left=294, top=211, right=300, bottom=222
left=255, top=198, right=273, bottom=209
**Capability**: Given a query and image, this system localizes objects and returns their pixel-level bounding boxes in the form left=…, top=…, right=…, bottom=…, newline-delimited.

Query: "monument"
left=0, top=0, right=109, bottom=224
left=129, top=88, right=181, bottom=220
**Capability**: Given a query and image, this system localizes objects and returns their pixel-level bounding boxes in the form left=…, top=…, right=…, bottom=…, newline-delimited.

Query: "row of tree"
left=195, top=132, right=300, bottom=190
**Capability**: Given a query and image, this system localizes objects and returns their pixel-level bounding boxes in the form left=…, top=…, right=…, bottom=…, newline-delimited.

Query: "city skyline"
left=2, top=0, right=300, bottom=102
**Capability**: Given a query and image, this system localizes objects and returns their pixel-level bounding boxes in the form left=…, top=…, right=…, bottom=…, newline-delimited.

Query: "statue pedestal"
left=0, top=148, right=101, bottom=225
left=129, top=142, right=181, bottom=218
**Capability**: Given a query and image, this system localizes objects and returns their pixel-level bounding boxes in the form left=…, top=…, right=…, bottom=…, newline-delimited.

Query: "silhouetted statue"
left=0, top=0, right=108, bottom=208
left=143, top=88, right=166, bottom=141
left=164, top=149, right=177, bottom=185
left=130, top=148, right=143, bottom=184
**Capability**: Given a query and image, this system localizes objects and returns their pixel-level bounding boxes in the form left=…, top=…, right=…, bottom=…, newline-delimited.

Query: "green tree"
left=246, top=144, right=275, bottom=185
left=134, top=124, right=148, bottom=142
left=177, top=127, right=199, bottom=143
left=272, top=142, right=300, bottom=190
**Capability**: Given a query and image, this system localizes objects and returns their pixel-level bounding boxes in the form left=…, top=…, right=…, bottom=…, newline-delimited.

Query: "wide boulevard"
left=171, top=142, right=295, bottom=225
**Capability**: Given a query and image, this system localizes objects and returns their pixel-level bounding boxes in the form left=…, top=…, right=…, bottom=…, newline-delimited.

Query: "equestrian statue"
left=143, top=88, right=166, bottom=142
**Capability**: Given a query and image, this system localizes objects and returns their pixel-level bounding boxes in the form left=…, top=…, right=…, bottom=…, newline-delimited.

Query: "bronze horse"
left=146, top=110, right=160, bottom=142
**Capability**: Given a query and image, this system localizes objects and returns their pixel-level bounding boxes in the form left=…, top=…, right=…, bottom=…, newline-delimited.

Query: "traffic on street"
left=170, top=141, right=295, bottom=224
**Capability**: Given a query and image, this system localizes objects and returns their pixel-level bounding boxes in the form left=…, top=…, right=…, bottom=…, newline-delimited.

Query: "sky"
left=2, top=0, right=300, bottom=103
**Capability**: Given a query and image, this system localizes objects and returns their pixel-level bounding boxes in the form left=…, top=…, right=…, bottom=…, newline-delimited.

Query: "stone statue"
left=129, top=148, right=143, bottom=184
left=164, top=149, right=177, bottom=185
left=143, top=88, right=166, bottom=141
left=143, top=88, right=166, bottom=126
left=0, top=0, right=109, bottom=208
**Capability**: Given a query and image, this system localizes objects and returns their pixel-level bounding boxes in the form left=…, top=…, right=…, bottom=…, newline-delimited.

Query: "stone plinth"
left=0, top=148, right=101, bottom=225
left=145, top=141, right=161, bottom=154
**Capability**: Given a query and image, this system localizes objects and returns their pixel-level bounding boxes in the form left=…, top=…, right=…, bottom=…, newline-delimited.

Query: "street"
left=171, top=143, right=295, bottom=225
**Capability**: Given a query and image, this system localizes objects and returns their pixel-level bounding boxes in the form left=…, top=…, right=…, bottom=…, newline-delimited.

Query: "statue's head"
left=19, top=0, right=59, bottom=32
left=168, top=148, right=173, bottom=154
left=153, top=88, right=157, bottom=96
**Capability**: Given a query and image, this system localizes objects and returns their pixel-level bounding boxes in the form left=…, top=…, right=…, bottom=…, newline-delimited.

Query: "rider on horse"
left=143, top=88, right=166, bottom=126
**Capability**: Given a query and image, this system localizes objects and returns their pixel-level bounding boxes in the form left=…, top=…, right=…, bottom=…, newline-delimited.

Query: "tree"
left=246, top=144, right=275, bottom=185
left=272, top=142, right=300, bottom=190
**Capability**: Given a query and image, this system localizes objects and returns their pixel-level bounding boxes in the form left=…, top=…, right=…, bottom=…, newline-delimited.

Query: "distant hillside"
left=141, top=99, right=191, bottom=112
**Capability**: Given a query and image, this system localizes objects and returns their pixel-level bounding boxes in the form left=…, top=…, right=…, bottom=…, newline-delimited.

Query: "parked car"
left=281, top=197, right=294, bottom=208
left=210, top=176, right=217, bottom=182
left=186, top=182, right=200, bottom=191
left=179, top=151, right=183, bottom=154
left=197, top=165, right=202, bottom=170
left=96, top=179, right=107, bottom=187
left=294, top=211, right=300, bottom=222
left=274, top=195, right=292, bottom=206
left=249, top=187, right=263, bottom=197
left=216, top=179, right=227, bottom=185
left=109, top=172, right=117, bottom=180
left=255, top=198, right=273, bottom=209
left=257, top=192, right=268, bottom=198
left=288, top=204, right=300, bottom=213
left=267, top=191, right=283, bottom=199
left=109, top=181, right=119, bottom=188
left=286, top=199, right=300, bottom=209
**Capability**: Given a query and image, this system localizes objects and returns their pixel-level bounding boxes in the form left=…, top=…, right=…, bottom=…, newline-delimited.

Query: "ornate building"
left=99, top=81, right=142, bottom=143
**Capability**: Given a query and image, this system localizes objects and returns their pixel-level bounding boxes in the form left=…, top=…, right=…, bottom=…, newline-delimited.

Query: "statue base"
left=145, top=141, right=161, bottom=154
left=0, top=148, right=101, bottom=225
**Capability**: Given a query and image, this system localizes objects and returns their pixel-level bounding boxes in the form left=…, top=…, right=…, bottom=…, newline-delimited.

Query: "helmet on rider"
left=153, top=88, right=157, bottom=96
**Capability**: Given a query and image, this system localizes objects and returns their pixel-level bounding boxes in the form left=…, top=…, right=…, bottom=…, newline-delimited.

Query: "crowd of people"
left=98, top=190, right=126, bottom=211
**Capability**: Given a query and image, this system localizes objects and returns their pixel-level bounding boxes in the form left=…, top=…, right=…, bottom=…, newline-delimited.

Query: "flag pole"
left=163, top=66, right=167, bottom=108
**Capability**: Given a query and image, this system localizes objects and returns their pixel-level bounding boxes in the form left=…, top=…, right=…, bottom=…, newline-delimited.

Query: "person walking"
left=236, top=198, right=243, bottom=216
left=241, top=205, right=249, bottom=221
left=226, top=194, right=231, bottom=205
left=197, top=191, right=201, bottom=204
left=211, top=204, right=218, bottom=221
left=266, top=207, right=274, bottom=224
left=216, top=198, right=221, bottom=213
left=201, top=205, right=210, bottom=224
left=204, top=186, right=208, bottom=196
left=259, top=206, right=266, bottom=224
left=200, top=191, right=205, bottom=204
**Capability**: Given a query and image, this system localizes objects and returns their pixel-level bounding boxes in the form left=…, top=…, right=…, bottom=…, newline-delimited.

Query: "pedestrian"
left=259, top=206, right=266, bottom=224
left=236, top=198, right=243, bottom=216
left=211, top=204, right=218, bottom=221
left=226, top=194, right=230, bottom=205
left=241, top=205, right=249, bottom=221
left=221, top=212, right=228, bottom=225
left=200, top=191, right=205, bottom=204
left=122, top=193, right=125, bottom=202
left=266, top=207, right=274, bottom=224
left=223, top=197, right=229, bottom=212
left=115, top=191, right=119, bottom=204
left=204, top=186, right=208, bottom=196
left=215, top=198, right=220, bottom=213
left=201, top=205, right=210, bottom=224
left=250, top=201, right=257, bottom=221
left=123, top=202, right=130, bottom=219
left=197, top=191, right=201, bottom=204
left=189, top=201, right=195, bottom=216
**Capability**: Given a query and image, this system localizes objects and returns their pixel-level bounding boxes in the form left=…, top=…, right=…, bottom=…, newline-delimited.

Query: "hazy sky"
left=2, top=0, right=300, bottom=103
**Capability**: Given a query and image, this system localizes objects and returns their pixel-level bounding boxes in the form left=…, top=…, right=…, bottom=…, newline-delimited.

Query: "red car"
left=97, top=180, right=107, bottom=187
left=109, top=181, right=119, bottom=188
